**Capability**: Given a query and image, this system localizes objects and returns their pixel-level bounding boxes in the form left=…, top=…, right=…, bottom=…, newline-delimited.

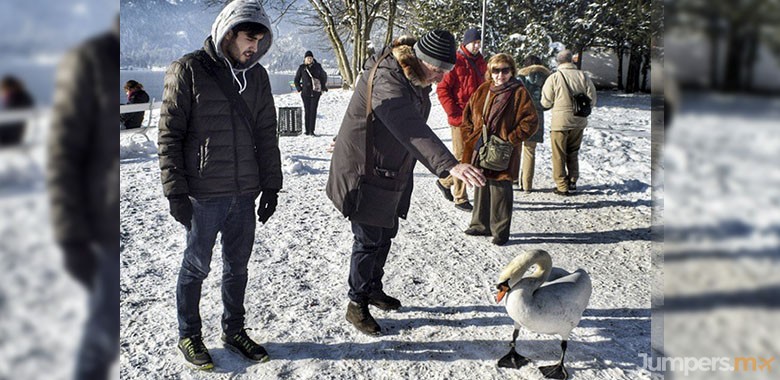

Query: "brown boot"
left=346, top=301, right=382, bottom=336
left=368, top=290, right=402, bottom=311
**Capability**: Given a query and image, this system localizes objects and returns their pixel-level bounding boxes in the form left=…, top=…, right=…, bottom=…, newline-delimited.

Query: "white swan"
left=495, top=249, right=592, bottom=379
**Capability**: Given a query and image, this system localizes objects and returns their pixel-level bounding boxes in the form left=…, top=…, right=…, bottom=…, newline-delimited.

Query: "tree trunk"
left=743, top=27, right=759, bottom=91
left=707, top=15, right=720, bottom=89
left=575, top=46, right=584, bottom=70
left=723, top=26, right=745, bottom=92
left=617, top=43, right=625, bottom=91
left=309, top=0, right=355, bottom=87
left=383, top=0, right=397, bottom=47
left=625, top=44, right=641, bottom=93
left=640, top=48, right=651, bottom=92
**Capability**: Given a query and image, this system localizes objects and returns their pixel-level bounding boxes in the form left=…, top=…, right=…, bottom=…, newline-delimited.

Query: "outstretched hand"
left=449, top=163, right=486, bottom=187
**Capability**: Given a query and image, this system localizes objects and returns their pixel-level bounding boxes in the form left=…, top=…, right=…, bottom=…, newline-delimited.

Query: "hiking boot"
left=553, top=189, right=570, bottom=196
left=464, top=227, right=491, bottom=236
left=346, top=301, right=382, bottom=336
left=454, top=201, right=473, bottom=212
left=492, top=236, right=509, bottom=246
left=222, top=329, right=270, bottom=362
left=435, top=180, right=454, bottom=202
left=178, top=335, right=214, bottom=370
left=368, top=290, right=402, bottom=311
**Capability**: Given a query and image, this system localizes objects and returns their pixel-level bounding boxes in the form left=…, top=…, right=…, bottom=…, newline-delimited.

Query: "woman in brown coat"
left=460, top=53, right=538, bottom=245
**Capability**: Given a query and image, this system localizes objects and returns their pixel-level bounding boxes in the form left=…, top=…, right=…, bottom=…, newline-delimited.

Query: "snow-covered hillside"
left=118, top=88, right=654, bottom=379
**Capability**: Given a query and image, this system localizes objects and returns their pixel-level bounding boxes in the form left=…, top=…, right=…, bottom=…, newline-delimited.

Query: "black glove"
left=257, top=189, right=278, bottom=224
left=168, top=194, right=193, bottom=229
left=322, top=87, right=328, bottom=92
left=61, top=242, right=98, bottom=289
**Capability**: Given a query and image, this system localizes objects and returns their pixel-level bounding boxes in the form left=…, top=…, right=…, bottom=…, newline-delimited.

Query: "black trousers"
left=348, top=220, right=399, bottom=303
left=301, top=93, right=321, bottom=135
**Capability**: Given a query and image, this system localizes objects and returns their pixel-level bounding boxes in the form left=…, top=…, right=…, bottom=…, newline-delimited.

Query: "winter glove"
left=322, top=87, right=328, bottom=92
left=257, top=189, right=279, bottom=224
left=61, top=242, right=98, bottom=290
left=168, top=194, right=193, bottom=229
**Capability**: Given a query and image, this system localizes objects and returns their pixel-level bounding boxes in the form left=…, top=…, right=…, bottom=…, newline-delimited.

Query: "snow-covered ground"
left=117, top=88, right=653, bottom=379
left=662, top=93, right=780, bottom=379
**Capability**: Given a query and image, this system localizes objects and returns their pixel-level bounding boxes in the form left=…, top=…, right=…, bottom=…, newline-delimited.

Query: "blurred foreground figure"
left=0, top=75, right=34, bottom=145
left=47, top=19, right=119, bottom=380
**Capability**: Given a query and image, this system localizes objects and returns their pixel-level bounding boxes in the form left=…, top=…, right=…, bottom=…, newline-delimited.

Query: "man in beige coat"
left=541, top=50, right=597, bottom=195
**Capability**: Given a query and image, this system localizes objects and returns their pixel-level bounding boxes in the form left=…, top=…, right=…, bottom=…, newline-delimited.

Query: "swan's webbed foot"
left=539, top=362, right=568, bottom=379
left=497, top=348, right=529, bottom=369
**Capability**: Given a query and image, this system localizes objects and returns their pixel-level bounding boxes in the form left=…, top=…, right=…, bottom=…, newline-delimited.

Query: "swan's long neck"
left=504, top=249, right=553, bottom=291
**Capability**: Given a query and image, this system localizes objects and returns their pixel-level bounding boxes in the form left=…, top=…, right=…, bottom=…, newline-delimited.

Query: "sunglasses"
left=491, top=67, right=512, bottom=75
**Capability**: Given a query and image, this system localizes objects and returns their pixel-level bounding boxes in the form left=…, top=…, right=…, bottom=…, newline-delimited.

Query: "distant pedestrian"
left=294, top=50, right=328, bottom=136
left=435, top=28, right=487, bottom=212
left=158, top=0, right=281, bottom=369
left=119, top=80, right=150, bottom=129
left=460, top=53, right=538, bottom=246
left=327, top=30, right=486, bottom=336
left=514, top=55, right=550, bottom=193
left=541, top=49, right=597, bottom=195
left=0, top=75, right=34, bottom=145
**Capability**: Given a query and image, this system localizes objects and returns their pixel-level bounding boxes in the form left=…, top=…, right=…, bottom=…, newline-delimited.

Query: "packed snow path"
left=118, top=89, right=653, bottom=379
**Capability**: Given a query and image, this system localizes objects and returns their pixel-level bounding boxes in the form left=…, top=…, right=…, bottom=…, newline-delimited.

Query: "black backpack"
left=560, top=72, right=592, bottom=117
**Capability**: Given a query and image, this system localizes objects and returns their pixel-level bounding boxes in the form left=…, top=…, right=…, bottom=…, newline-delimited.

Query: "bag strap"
left=363, top=49, right=393, bottom=175
left=559, top=70, right=575, bottom=99
left=481, top=91, right=492, bottom=144
left=195, top=51, right=256, bottom=133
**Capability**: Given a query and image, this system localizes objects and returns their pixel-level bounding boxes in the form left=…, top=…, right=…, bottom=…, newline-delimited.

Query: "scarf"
left=483, top=78, right=521, bottom=133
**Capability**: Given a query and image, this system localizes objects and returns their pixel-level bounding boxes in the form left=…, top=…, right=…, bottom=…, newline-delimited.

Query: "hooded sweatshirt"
left=210, top=0, right=274, bottom=93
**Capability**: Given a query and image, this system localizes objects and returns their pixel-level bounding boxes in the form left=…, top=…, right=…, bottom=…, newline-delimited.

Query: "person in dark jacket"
left=435, top=28, right=488, bottom=211
left=294, top=50, right=328, bottom=135
left=0, top=75, right=34, bottom=145
left=157, top=0, right=282, bottom=369
left=326, top=30, right=486, bottom=336
left=47, top=19, right=120, bottom=380
left=119, top=80, right=150, bottom=129
left=514, top=55, right=550, bottom=193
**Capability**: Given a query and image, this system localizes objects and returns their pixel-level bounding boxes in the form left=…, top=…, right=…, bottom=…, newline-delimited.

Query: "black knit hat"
left=414, top=30, right=457, bottom=71
left=304, top=50, right=313, bottom=58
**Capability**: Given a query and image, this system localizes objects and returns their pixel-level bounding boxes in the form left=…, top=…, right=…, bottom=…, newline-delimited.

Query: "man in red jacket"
left=435, top=28, right=487, bottom=211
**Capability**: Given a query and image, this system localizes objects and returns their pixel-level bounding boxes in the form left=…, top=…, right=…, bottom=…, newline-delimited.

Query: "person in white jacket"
left=541, top=49, right=597, bottom=195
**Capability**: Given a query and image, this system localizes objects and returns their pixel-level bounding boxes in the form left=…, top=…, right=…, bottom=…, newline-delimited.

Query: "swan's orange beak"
left=496, top=284, right=509, bottom=303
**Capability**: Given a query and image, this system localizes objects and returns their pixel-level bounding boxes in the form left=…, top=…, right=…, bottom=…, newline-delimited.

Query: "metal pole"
left=480, top=0, right=487, bottom=54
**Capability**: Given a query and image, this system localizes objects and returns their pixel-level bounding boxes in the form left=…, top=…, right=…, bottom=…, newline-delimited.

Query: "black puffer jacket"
left=327, top=38, right=458, bottom=223
left=48, top=29, right=119, bottom=245
left=158, top=37, right=282, bottom=198
left=294, top=60, right=328, bottom=97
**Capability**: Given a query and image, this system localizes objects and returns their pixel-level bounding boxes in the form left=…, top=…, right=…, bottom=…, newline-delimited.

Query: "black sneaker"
left=368, top=290, right=402, bottom=311
left=553, top=189, right=570, bottom=196
left=435, top=180, right=454, bottom=202
left=222, top=329, right=270, bottom=362
left=454, top=201, right=473, bottom=211
left=178, top=335, right=214, bottom=370
left=346, top=301, right=382, bottom=336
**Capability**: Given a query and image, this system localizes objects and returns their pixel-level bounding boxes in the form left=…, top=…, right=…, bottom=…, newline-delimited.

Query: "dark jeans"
left=348, top=220, right=399, bottom=303
left=301, top=93, right=321, bottom=135
left=74, top=242, right=119, bottom=380
left=177, top=195, right=256, bottom=338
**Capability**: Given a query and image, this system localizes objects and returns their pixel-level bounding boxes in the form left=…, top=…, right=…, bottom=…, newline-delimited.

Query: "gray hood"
left=210, top=0, right=273, bottom=71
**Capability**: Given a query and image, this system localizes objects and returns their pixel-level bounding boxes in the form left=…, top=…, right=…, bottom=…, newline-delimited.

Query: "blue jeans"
left=177, top=195, right=256, bottom=338
left=348, top=220, right=399, bottom=303
left=74, top=242, right=119, bottom=380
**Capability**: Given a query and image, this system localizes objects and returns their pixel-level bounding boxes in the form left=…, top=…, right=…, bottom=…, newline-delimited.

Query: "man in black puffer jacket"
left=157, top=0, right=282, bottom=369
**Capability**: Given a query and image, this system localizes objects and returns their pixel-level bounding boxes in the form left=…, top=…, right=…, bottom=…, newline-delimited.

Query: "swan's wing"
left=537, top=270, right=592, bottom=310
left=547, top=267, right=572, bottom=282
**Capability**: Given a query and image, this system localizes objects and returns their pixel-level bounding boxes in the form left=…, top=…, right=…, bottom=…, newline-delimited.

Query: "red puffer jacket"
left=436, top=45, right=488, bottom=127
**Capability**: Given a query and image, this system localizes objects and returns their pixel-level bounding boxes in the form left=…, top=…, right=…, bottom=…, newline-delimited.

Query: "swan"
left=495, top=249, right=592, bottom=379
